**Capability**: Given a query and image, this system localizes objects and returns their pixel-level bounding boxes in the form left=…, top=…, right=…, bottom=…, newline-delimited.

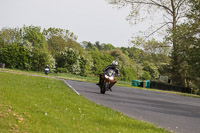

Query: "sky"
left=0, top=0, right=157, bottom=48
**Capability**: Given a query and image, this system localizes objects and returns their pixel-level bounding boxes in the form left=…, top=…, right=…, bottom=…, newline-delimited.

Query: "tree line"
left=0, top=25, right=170, bottom=80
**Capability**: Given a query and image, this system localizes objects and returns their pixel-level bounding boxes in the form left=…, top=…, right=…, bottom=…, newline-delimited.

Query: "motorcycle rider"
left=96, top=60, right=120, bottom=91
left=44, top=65, right=50, bottom=75
left=45, top=65, right=49, bottom=69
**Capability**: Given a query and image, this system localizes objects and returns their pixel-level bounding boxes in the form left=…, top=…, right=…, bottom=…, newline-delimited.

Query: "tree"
left=79, top=56, right=89, bottom=76
left=109, top=49, right=128, bottom=63
left=47, top=35, right=67, bottom=56
left=107, top=0, right=191, bottom=85
left=21, top=26, right=52, bottom=71
left=142, top=71, right=151, bottom=80
left=102, top=43, right=115, bottom=51
left=0, top=44, right=31, bottom=70
left=43, top=27, right=82, bottom=56
left=89, top=51, right=114, bottom=75
left=0, top=26, right=53, bottom=71
left=95, top=41, right=103, bottom=50
left=43, top=27, right=78, bottom=42
left=143, top=61, right=159, bottom=79
left=186, top=0, right=200, bottom=79
left=55, top=47, right=81, bottom=74
left=31, top=48, right=50, bottom=71
left=173, top=0, right=200, bottom=88
left=0, top=28, right=22, bottom=47
left=22, top=26, right=46, bottom=48
left=120, top=66, right=137, bottom=81
left=82, top=41, right=98, bottom=51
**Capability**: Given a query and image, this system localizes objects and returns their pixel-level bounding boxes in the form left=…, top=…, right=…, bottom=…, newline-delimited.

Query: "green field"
left=0, top=71, right=169, bottom=133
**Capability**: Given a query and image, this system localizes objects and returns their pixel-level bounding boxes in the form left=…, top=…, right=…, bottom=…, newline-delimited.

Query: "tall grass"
left=0, top=72, right=169, bottom=133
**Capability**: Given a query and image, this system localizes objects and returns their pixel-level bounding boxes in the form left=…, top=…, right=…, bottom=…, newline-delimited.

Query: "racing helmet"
left=111, top=60, right=118, bottom=66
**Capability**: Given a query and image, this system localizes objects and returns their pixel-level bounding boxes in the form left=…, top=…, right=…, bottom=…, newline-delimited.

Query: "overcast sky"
left=0, top=0, right=155, bottom=47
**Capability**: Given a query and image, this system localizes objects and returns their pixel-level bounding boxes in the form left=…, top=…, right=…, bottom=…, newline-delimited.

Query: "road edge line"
left=62, top=79, right=80, bottom=95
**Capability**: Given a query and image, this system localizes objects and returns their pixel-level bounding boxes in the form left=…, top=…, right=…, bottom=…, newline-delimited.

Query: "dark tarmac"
left=64, top=80, right=200, bottom=133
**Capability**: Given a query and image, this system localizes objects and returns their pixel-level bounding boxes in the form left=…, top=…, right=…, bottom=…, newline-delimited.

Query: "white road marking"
left=62, top=79, right=80, bottom=95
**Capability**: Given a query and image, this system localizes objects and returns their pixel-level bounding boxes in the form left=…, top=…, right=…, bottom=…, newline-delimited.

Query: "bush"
left=79, top=56, right=89, bottom=76
left=56, top=47, right=91, bottom=75
left=197, top=89, right=200, bottom=95
left=56, top=68, right=69, bottom=73
left=0, top=44, right=31, bottom=70
left=143, top=61, right=159, bottom=79
left=120, top=67, right=137, bottom=81
left=142, top=71, right=151, bottom=80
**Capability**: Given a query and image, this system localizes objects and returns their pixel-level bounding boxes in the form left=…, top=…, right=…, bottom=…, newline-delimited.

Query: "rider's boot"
left=96, top=74, right=102, bottom=86
left=109, top=86, right=112, bottom=91
left=109, top=81, right=117, bottom=91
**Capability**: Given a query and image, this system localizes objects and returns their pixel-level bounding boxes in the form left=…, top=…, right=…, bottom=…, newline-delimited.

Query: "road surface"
left=64, top=80, right=200, bottom=133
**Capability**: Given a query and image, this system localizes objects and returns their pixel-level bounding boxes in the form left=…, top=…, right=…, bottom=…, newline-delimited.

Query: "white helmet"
left=111, top=60, right=118, bottom=66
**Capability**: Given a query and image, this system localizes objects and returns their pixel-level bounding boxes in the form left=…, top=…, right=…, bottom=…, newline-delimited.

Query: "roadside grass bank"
left=0, top=72, right=169, bottom=133
left=1, top=68, right=200, bottom=98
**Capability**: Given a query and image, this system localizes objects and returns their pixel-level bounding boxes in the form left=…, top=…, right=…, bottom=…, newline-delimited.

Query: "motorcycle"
left=99, top=69, right=116, bottom=94
left=44, top=67, right=50, bottom=75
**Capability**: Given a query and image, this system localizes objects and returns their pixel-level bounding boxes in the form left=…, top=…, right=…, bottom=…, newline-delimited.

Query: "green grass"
left=0, top=71, right=169, bottom=133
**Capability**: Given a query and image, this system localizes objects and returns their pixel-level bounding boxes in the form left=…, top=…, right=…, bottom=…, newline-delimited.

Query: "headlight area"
left=105, top=75, right=114, bottom=80
left=105, top=75, right=109, bottom=79
left=109, top=77, right=114, bottom=80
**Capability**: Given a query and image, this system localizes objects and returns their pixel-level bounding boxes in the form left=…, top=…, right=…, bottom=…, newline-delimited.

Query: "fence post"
left=143, top=81, right=145, bottom=88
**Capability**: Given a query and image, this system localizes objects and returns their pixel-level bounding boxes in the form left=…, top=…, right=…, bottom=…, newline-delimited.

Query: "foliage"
left=82, top=41, right=115, bottom=51
left=94, top=41, right=103, bottom=50
left=124, top=39, right=170, bottom=80
left=89, top=51, right=114, bottom=75
left=43, top=27, right=82, bottom=56
left=142, top=71, right=151, bottom=80
left=82, top=41, right=98, bottom=51
left=120, top=66, right=137, bottom=81
left=0, top=26, right=54, bottom=71
left=46, top=35, right=67, bottom=56
left=31, top=48, right=51, bottom=71
left=109, top=49, right=128, bottom=63
left=56, top=67, right=69, bottom=73
left=0, top=24, right=191, bottom=84
left=22, top=25, right=46, bottom=49
left=186, top=0, right=200, bottom=80
left=79, top=56, right=89, bottom=76
left=0, top=28, right=22, bottom=47
left=0, top=44, right=31, bottom=70
left=142, top=61, right=159, bottom=79
left=55, top=47, right=80, bottom=74
left=170, top=0, right=200, bottom=88
left=102, top=43, right=115, bottom=51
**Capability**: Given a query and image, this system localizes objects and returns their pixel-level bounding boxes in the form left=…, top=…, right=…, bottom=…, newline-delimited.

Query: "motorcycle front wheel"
left=101, top=82, right=108, bottom=94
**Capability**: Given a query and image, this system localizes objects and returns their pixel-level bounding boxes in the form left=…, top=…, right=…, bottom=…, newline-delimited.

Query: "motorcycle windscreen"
left=106, top=69, right=115, bottom=76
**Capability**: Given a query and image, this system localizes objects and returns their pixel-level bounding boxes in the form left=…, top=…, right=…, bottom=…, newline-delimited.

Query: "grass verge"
left=0, top=71, right=169, bottom=133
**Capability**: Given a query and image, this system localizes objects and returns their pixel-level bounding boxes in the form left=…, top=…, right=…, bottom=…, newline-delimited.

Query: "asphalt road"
left=64, top=80, right=200, bottom=133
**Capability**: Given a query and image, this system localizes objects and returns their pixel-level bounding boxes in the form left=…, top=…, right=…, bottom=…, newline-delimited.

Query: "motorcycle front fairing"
left=101, top=69, right=116, bottom=88
left=103, top=69, right=115, bottom=82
